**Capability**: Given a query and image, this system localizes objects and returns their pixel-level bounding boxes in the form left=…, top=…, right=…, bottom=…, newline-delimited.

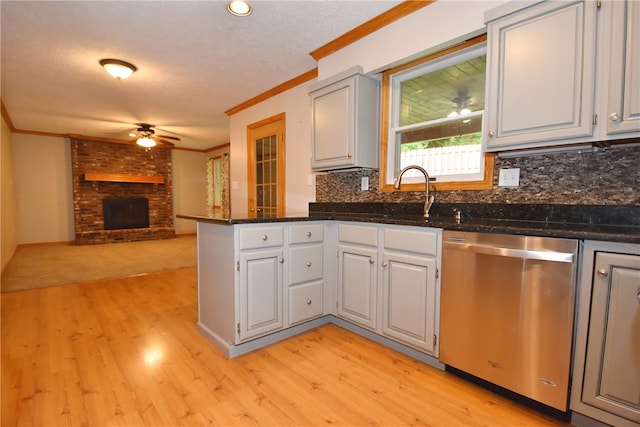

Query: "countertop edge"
left=177, top=213, right=640, bottom=244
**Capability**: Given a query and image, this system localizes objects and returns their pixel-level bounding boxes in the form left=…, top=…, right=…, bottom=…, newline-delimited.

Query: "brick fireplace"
left=71, top=138, right=175, bottom=245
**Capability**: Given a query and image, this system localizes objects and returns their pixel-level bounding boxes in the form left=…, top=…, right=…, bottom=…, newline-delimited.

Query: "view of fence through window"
left=399, top=137, right=482, bottom=178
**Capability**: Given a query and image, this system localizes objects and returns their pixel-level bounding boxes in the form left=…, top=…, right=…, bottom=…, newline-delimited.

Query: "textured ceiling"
left=1, top=1, right=402, bottom=150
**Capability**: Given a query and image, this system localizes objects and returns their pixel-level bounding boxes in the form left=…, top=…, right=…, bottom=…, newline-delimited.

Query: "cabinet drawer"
left=384, top=227, right=438, bottom=256
left=338, top=223, right=378, bottom=247
left=289, top=281, right=323, bottom=324
left=289, top=223, right=324, bottom=244
left=289, top=244, right=323, bottom=284
left=238, top=226, right=284, bottom=250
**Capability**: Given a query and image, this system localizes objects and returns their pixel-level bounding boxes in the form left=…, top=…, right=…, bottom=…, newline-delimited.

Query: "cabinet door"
left=583, top=252, right=640, bottom=423
left=337, top=245, right=378, bottom=329
left=311, top=79, right=353, bottom=169
left=607, top=0, right=640, bottom=136
left=382, top=252, right=437, bottom=355
left=485, top=0, right=597, bottom=150
left=238, top=248, right=283, bottom=341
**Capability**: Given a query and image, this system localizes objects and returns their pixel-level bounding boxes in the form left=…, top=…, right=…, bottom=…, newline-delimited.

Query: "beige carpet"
left=1, top=235, right=197, bottom=292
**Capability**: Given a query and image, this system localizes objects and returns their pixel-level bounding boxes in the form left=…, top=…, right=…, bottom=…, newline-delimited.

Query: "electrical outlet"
left=361, top=176, right=369, bottom=191
left=498, top=168, right=520, bottom=187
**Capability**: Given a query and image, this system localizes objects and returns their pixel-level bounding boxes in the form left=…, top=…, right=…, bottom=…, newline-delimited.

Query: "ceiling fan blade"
left=157, top=134, right=181, bottom=141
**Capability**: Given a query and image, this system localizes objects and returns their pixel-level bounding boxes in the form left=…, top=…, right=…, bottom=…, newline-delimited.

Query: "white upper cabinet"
left=484, top=0, right=640, bottom=152
left=484, top=0, right=597, bottom=151
left=605, top=0, right=640, bottom=136
left=309, top=67, right=380, bottom=171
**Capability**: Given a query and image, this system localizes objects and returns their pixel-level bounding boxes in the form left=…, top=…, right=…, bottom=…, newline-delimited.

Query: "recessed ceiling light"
left=99, top=58, right=137, bottom=80
left=227, top=1, right=252, bottom=17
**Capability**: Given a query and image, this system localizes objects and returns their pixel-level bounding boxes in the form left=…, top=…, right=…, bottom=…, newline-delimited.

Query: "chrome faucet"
left=393, top=165, right=436, bottom=220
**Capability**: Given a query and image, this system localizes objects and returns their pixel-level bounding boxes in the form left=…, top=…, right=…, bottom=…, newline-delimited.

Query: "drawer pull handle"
left=306, top=262, right=312, bottom=267
left=306, top=299, right=312, bottom=305
left=262, top=235, right=268, bottom=241
left=306, top=232, right=312, bottom=237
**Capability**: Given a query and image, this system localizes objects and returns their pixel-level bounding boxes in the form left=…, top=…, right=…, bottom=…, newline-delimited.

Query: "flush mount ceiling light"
left=227, top=1, right=252, bottom=16
left=99, top=58, right=137, bottom=80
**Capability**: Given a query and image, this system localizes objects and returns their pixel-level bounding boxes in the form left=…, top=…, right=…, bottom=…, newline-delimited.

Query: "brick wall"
left=71, top=138, right=175, bottom=245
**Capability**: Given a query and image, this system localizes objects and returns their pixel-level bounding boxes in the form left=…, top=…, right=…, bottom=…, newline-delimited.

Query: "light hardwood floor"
left=1, top=267, right=568, bottom=426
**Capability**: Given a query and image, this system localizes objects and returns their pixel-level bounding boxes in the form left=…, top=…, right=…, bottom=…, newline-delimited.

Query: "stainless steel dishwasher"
left=439, top=230, right=579, bottom=412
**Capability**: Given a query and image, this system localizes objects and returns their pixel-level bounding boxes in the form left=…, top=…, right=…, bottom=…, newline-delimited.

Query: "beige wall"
left=173, top=149, right=208, bottom=234
left=12, top=134, right=74, bottom=244
left=229, top=82, right=315, bottom=216
left=1, top=117, right=18, bottom=271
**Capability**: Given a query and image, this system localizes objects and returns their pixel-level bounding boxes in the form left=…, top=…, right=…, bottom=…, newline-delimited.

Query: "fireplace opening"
left=102, top=198, right=149, bottom=230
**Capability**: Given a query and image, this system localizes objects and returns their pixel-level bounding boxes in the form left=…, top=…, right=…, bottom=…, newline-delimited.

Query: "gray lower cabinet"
left=571, top=240, right=640, bottom=426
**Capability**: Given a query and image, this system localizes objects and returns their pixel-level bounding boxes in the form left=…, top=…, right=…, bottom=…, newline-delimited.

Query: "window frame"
left=380, top=34, right=494, bottom=193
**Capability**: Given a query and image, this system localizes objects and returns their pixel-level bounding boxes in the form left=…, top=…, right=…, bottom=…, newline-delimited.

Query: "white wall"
left=1, top=117, right=18, bottom=270
left=12, top=134, right=74, bottom=244
left=229, top=82, right=316, bottom=216
left=172, top=149, right=208, bottom=234
left=317, top=0, right=507, bottom=79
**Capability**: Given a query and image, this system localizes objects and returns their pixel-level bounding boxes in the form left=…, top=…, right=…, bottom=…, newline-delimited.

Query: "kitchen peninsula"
left=179, top=201, right=639, bottom=423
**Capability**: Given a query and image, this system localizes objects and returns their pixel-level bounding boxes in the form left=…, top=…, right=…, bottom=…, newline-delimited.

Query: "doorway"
left=207, top=153, right=230, bottom=218
left=247, top=113, right=285, bottom=218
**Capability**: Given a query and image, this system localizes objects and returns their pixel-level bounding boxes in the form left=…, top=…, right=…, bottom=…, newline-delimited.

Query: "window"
left=381, top=35, right=494, bottom=192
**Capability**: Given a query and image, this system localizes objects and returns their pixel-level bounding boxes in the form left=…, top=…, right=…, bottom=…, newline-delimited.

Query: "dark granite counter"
left=178, top=203, right=640, bottom=244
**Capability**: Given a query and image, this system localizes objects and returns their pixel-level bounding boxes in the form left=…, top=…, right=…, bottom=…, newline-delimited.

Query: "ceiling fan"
left=133, top=123, right=181, bottom=148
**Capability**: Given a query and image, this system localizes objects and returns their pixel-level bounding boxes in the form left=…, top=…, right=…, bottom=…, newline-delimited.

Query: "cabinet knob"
left=382, top=262, right=388, bottom=267
left=369, top=259, right=375, bottom=265
left=279, top=258, right=284, bottom=264
left=347, top=153, right=352, bottom=158
left=262, top=235, right=268, bottom=241
left=488, top=131, right=495, bottom=137
left=306, top=231, right=312, bottom=237
left=306, top=299, right=312, bottom=305
left=596, top=269, right=608, bottom=278
left=306, top=261, right=312, bottom=267
left=637, top=289, right=640, bottom=304
left=609, top=112, right=620, bottom=122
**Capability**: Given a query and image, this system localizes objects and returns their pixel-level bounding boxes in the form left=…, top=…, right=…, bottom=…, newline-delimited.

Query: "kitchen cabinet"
left=605, top=0, right=640, bottom=136
left=336, top=222, right=442, bottom=356
left=237, top=226, right=285, bottom=341
left=287, top=223, right=325, bottom=325
left=571, top=240, right=640, bottom=426
left=196, top=221, right=329, bottom=357
left=309, top=67, right=380, bottom=171
left=484, top=0, right=640, bottom=152
left=484, top=0, right=597, bottom=151
left=381, top=226, right=440, bottom=356
left=337, top=223, right=379, bottom=329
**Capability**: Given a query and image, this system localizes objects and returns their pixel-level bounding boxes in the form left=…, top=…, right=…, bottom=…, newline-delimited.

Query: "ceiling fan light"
left=227, top=1, right=252, bottom=16
left=136, top=137, right=156, bottom=148
left=100, top=58, right=137, bottom=80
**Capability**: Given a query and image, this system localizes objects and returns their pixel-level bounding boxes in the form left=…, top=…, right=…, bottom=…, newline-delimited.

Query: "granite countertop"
left=177, top=203, right=640, bottom=244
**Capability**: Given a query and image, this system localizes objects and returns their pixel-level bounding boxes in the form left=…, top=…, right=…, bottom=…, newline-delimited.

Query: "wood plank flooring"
left=1, top=267, right=568, bottom=426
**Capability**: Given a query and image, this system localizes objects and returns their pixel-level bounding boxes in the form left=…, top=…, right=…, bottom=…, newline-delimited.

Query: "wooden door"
left=247, top=113, right=285, bottom=218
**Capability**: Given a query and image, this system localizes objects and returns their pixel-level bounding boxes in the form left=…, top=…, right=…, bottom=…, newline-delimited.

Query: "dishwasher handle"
left=443, top=240, right=575, bottom=263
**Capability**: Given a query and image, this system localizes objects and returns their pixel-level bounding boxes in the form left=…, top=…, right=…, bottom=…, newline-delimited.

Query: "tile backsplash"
left=316, top=144, right=640, bottom=206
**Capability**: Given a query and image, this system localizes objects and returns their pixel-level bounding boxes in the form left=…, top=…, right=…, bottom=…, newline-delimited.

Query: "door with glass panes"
left=247, top=113, right=285, bottom=218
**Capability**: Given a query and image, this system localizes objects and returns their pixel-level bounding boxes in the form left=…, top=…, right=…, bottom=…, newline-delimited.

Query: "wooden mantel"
left=82, top=173, right=165, bottom=184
